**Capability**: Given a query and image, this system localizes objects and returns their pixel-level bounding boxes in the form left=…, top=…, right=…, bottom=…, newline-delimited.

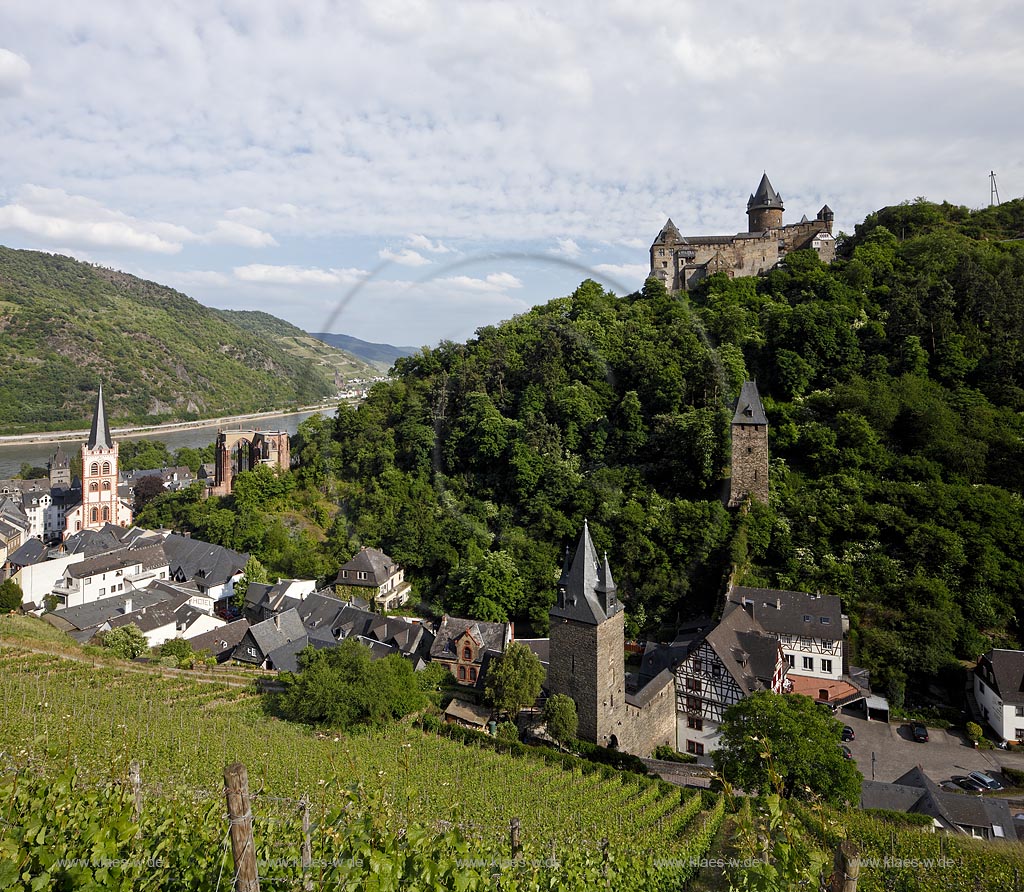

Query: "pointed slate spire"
left=654, top=218, right=682, bottom=244
left=747, top=172, right=782, bottom=210
left=550, top=521, right=623, bottom=625
left=87, top=383, right=113, bottom=450
left=732, top=380, right=768, bottom=426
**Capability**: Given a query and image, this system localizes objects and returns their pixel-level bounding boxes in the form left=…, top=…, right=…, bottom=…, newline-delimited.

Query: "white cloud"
left=552, top=237, right=582, bottom=259
left=233, top=264, right=367, bottom=286
left=0, top=186, right=191, bottom=254
left=0, top=49, right=30, bottom=97
left=407, top=233, right=453, bottom=254
left=208, top=219, right=277, bottom=248
left=378, top=246, right=431, bottom=266
left=592, top=263, right=650, bottom=288
left=436, top=272, right=523, bottom=293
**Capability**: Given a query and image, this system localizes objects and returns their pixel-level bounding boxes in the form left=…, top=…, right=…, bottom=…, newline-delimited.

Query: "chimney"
left=775, top=598, right=781, bottom=610
left=274, top=614, right=281, bottom=630
left=123, top=597, right=132, bottom=614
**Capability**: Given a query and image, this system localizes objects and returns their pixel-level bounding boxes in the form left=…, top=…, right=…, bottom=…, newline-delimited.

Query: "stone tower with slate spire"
left=746, top=172, right=785, bottom=233
left=729, top=380, right=769, bottom=507
left=548, top=522, right=676, bottom=754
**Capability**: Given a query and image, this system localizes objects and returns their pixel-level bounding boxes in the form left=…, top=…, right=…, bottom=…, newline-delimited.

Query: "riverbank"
left=0, top=402, right=344, bottom=446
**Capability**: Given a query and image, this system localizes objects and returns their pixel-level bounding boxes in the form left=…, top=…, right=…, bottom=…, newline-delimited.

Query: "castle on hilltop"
left=650, top=174, right=835, bottom=292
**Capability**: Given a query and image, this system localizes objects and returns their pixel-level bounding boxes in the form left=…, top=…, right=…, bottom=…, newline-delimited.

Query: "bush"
left=965, top=721, right=983, bottom=746
left=495, top=721, right=519, bottom=743
left=653, top=745, right=697, bottom=763
left=1001, top=766, right=1024, bottom=787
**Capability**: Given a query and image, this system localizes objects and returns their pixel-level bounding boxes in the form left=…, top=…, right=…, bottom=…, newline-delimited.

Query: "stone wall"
left=548, top=614, right=602, bottom=742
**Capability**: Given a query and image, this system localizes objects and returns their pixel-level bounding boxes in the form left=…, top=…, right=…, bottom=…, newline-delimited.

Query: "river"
left=0, top=408, right=338, bottom=479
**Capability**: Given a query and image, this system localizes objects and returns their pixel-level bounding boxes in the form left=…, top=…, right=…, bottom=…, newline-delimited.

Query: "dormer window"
left=820, top=617, right=830, bottom=625
left=803, top=614, right=812, bottom=623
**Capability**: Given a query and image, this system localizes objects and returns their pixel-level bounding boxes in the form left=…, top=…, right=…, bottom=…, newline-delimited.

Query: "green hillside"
left=0, top=247, right=355, bottom=433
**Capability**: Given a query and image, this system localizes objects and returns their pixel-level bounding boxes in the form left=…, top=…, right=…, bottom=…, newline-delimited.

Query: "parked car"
left=841, top=725, right=855, bottom=742
left=911, top=722, right=929, bottom=743
left=967, top=770, right=1003, bottom=791
left=840, top=745, right=854, bottom=760
left=950, top=775, right=986, bottom=794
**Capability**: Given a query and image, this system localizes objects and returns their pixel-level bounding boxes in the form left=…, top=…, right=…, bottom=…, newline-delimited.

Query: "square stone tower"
left=729, top=380, right=769, bottom=507
left=548, top=521, right=626, bottom=747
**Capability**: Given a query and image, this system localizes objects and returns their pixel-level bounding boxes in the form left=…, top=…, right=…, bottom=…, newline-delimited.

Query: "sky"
left=1, top=1, right=1022, bottom=348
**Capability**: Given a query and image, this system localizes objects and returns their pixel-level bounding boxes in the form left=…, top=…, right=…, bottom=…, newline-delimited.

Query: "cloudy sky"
left=1, top=2, right=1021, bottom=348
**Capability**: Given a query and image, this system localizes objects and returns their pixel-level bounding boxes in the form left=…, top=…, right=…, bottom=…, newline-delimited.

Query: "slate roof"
left=160, top=533, right=246, bottom=589
left=242, top=609, right=307, bottom=660
left=698, top=606, right=783, bottom=696
left=188, top=619, right=250, bottom=661
left=976, top=649, right=1024, bottom=706
left=46, top=588, right=174, bottom=633
left=653, top=218, right=682, bottom=245
left=861, top=768, right=1014, bottom=839
left=106, top=593, right=195, bottom=635
left=336, top=546, right=399, bottom=587
left=550, top=521, right=622, bottom=626
left=747, top=173, right=783, bottom=211
left=7, top=538, right=47, bottom=567
left=88, top=384, right=113, bottom=451
left=430, top=614, right=509, bottom=662
left=65, top=544, right=166, bottom=580
left=625, top=668, right=674, bottom=709
left=731, top=381, right=768, bottom=426
left=726, top=585, right=843, bottom=642
left=62, top=527, right=128, bottom=557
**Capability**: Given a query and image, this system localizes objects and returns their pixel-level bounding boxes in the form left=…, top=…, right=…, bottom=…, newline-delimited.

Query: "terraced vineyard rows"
left=0, top=645, right=726, bottom=889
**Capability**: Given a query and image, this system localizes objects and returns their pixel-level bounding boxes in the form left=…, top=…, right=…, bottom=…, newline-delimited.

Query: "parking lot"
left=840, top=708, right=1024, bottom=787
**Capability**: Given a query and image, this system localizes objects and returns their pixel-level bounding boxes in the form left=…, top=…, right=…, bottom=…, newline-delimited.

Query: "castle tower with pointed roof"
left=48, top=444, right=71, bottom=490
left=729, top=380, right=769, bottom=507
left=548, top=522, right=675, bottom=753
left=747, top=173, right=784, bottom=232
left=650, top=174, right=836, bottom=292
left=63, top=384, right=133, bottom=535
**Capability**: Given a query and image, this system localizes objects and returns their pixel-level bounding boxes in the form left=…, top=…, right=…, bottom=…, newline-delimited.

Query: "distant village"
left=3, top=262, right=1024, bottom=840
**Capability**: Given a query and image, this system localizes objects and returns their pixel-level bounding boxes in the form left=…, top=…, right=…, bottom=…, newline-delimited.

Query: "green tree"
left=485, top=641, right=544, bottom=718
left=712, top=692, right=861, bottom=805
left=543, top=693, right=578, bottom=747
left=233, top=555, right=269, bottom=611
left=101, top=625, right=149, bottom=660
left=0, top=578, right=23, bottom=611
left=133, top=474, right=166, bottom=513
left=159, top=638, right=193, bottom=661
left=16, top=463, right=47, bottom=480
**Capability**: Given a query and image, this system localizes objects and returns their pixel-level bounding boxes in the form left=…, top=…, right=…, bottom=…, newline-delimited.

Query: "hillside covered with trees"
left=139, top=197, right=1024, bottom=710
left=0, top=247, right=373, bottom=432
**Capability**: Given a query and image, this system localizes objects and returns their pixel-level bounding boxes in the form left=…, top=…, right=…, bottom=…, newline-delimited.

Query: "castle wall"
left=729, top=421, right=769, bottom=506
left=548, top=615, right=602, bottom=742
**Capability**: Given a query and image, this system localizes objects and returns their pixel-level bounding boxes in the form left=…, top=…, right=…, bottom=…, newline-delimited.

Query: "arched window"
left=102, top=507, right=109, bottom=521
left=90, top=462, right=99, bottom=475
left=102, top=461, right=111, bottom=475
left=469, top=668, right=477, bottom=682
left=89, top=482, right=98, bottom=492
left=102, top=480, right=110, bottom=491
left=458, top=666, right=466, bottom=681
left=463, top=646, right=472, bottom=660
left=90, top=508, right=98, bottom=523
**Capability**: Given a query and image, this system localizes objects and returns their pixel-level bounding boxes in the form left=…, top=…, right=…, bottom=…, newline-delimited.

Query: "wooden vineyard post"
left=830, top=841, right=859, bottom=892
left=510, top=818, right=521, bottom=858
left=224, top=763, right=261, bottom=892
left=129, top=761, right=142, bottom=823
left=301, top=795, right=312, bottom=892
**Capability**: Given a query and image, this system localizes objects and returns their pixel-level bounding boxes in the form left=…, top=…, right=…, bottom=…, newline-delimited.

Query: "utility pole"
left=990, top=171, right=1001, bottom=207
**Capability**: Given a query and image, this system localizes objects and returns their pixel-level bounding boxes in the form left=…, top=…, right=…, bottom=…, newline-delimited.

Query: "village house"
left=50, top=543, right=170, bottom=609
left=430, top=614, right=512, bottom=687
left=188, top=618, right=251, bottom=663
left=243, top=578, right=317, bottom=625
left=334, top=546, right=412, bottom=611
left=974, top=649, right=1024, bottom=744
left=232, top=609, right=308, bottom=670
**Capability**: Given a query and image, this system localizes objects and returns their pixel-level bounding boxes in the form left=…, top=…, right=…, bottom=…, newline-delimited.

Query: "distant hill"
left=0, top=247, right=358, bottom=433
left=310, top=332, right=415, bottom=371
left=216, top=310, right=379, bottom=381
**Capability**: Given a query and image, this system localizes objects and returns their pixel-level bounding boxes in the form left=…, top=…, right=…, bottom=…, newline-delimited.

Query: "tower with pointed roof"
left=729, top=380, right=769, bottom=507
left=64, top=384, right=133, bottom=535
left=548, top=521, right=626, bottom=746
left=47, top=444, right=71, bottom=490
left=747, top=173, right=784, bottom=232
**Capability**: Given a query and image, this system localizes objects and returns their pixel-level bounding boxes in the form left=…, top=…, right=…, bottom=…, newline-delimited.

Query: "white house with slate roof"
left=724, top=585, right=845, bottom=681
left=975, top=649, right=1024, bottom=744
left=335, top=546, right=412, bottom=611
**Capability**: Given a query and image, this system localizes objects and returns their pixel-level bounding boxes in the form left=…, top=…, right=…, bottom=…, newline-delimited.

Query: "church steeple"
left=87, top=383, right=113, bottom=450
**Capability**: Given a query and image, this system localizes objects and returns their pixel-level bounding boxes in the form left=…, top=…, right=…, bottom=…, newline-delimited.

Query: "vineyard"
left=0, top=643, right=726, bottom=890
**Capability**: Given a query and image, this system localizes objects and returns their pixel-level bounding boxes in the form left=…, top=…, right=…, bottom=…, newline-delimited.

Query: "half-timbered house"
left=673, top=606, right=786, bottom=756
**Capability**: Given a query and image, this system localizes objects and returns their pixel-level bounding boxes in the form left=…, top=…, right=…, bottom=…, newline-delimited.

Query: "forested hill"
left=0, top=247, right=358, bottom=432
left=310, top=197, right=1024, bottom=707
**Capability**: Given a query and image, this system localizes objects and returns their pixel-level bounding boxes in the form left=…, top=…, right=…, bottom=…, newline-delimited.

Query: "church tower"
left=548, top=521, right=626, bottom=747
left=48, top=444, right=71, bottom=490
left=79, top=384, right=121, bottom=531
left=728, top=380, right=769, bottom=507
left=746, top=173, right=784, bottom=233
